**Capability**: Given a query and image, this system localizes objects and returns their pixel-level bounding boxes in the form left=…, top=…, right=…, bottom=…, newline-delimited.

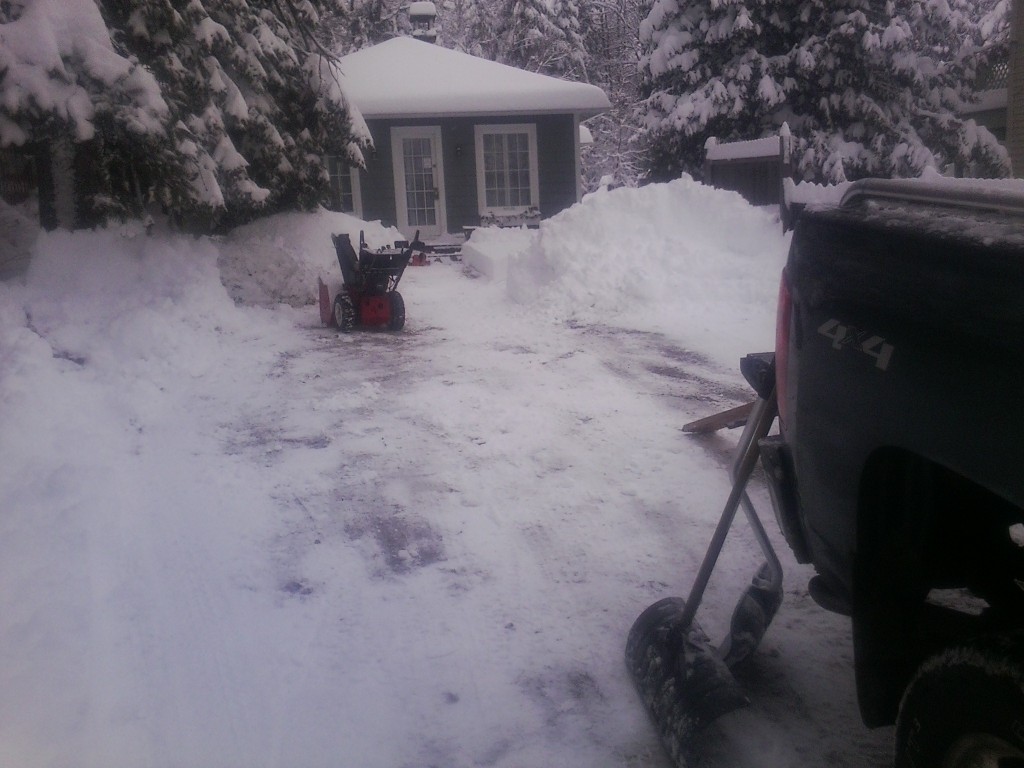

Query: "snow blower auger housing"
left=626, top=352, right=783, bottom=768
left=318, top=231, right=422, bottom=332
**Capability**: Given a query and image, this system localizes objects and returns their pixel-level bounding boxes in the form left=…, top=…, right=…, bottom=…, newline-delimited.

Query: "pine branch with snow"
left=0, top=0, right=369, bottom=231
left=638, top=0, right=1010, bottom=183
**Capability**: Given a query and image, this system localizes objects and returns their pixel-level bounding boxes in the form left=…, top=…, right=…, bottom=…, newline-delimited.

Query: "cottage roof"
left=338, top=37, right=610, bottom=119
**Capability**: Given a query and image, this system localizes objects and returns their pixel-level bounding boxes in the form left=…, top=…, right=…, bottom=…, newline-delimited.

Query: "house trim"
left=349, top=166, right=363, bottom=220
left=573, top=114, right=582, bottom=204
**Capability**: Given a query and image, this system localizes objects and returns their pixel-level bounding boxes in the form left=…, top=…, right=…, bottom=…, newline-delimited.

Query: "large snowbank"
left=217, top=208, right=400, bottom=307
left=467, top=176, right=790, bottom=368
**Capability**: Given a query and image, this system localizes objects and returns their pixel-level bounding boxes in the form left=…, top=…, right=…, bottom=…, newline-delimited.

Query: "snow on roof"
left=338, top=37, right=610, bottom=119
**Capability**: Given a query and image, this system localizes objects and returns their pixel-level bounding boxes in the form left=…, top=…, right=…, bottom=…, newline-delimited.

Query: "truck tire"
left=387, top=291, right=405, bottom=331
left=334, top=293, right=355, bottom=332
left=895, top=633, right=1024, bottom=768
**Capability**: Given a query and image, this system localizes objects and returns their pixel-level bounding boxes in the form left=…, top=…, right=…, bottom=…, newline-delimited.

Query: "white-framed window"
left=474, top=123, right=539, bottom=217
left=325, top=155, right=362, bottom=218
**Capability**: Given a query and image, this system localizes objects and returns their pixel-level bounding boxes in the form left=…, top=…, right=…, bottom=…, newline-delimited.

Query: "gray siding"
left=358, top=120, right=398, bottom=228
left=535, top=114, right=578, bottom=216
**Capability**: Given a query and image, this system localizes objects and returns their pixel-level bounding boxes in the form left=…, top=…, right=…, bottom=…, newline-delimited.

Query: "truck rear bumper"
left=759, top=435, right=811, bottom=564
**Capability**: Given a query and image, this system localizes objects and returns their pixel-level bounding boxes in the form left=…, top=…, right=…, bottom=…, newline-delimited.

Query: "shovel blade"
left=626, top=597, right=749, bottom=768
left=719, top=561, right=784, bottom=670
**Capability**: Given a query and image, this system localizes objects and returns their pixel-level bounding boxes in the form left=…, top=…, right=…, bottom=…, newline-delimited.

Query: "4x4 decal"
left=817, top=319, right=894, bottom=371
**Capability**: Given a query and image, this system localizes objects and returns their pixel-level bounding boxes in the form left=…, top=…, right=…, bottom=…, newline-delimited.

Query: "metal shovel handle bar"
left=677, top=390, right=779, bottom=630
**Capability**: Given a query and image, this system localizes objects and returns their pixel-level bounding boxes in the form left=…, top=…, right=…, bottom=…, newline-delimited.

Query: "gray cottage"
left=330, top=38, right=610, bottom=240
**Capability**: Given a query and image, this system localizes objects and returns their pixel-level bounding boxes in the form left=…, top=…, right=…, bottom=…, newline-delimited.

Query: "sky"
left=0, top=178, right=897, bottom=768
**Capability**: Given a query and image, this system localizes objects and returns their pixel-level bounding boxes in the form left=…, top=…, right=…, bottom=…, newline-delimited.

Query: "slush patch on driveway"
left=346, top=507, right=446, bottom=575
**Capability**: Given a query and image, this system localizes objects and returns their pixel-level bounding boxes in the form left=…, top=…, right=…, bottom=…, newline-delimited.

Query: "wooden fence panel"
left=703, top=132, right=793, bottom=207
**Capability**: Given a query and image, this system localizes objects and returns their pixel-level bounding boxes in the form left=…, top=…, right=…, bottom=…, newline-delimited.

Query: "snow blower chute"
left=625, top=353, right=783, bottom=768
left=318, top=231, right=422, bottom=332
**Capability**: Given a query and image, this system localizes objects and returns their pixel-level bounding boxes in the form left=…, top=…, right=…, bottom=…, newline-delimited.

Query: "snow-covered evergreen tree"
left=439, top=0, right=500, bottom=58
left=0, top=0, right=171, bottom=223
left=553, top=0, right=589, bottom=79
left=105, top=0, right=370, bottom=228
left=1, top=0, right=369, bottom=230
left=639, top=0, right=1010, bottom=182
left=328, top=0, right=407, bottom=50
left=578, top=0, right=648, bottom=188
left=497, top=0, right=588, bottom=78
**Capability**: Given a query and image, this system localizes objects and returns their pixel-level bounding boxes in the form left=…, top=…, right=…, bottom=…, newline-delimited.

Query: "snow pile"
left=492, top=176, right=790, bottom=367
left=19, top=228, right=249, bottom=368
left=0, top=227, right=313, bottom=767
left=217, top=208, right=401, bottom=306
left=461, top=224, right=534, bottom=280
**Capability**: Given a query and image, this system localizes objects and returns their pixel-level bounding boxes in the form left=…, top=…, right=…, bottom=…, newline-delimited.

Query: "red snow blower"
left=318, top=231, right=422, bottom=332
left=625, top=353, right=783, bottom=768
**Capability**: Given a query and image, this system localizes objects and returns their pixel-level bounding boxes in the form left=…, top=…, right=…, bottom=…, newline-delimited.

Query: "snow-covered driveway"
left=226, top=264, right=893, bottom=768
left=1, top=181, right=893, bottom=766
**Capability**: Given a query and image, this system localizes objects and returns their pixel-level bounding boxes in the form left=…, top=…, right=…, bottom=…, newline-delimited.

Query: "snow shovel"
left=625, top=383, right=783, bottom=768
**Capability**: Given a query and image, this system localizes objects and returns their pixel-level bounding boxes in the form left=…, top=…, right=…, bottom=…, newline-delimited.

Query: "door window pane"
left=403, top=137, right=436, bottom=227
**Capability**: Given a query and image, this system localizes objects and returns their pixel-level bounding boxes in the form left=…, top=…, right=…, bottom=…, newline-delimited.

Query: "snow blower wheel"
left=334, top=293, right=355, bottom=332
left=387, top=291, right=405, bottom=331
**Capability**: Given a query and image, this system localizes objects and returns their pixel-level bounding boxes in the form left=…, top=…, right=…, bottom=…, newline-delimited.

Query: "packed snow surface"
left=0, top=179, right=893, bottom=767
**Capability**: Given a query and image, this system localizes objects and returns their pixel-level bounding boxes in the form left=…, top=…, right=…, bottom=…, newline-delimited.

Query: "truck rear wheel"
left=895, top=633, right=1024, bottom=768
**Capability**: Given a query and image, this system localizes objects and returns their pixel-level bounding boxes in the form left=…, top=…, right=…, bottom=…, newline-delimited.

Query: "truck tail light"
left=775, top=268, right=792, bottom=431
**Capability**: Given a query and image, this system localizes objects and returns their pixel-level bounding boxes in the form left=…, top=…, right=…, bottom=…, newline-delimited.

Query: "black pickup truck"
left=762, top=178, right=1024, bottom=766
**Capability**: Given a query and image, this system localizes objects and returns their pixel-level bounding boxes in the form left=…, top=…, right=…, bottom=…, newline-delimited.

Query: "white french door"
left=390, top=126, right=447, bottom=239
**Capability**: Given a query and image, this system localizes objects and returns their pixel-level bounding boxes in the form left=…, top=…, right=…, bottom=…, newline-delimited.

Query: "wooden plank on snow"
left=682, top=401, right=756, bottom=433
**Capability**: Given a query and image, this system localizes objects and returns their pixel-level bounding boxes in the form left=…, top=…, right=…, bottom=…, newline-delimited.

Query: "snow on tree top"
left=337, top=37, right=609, bottom=118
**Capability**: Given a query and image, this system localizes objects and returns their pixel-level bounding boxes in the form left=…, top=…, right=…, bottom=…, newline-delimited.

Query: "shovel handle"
left=678, top=390, right=778, bottom=629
